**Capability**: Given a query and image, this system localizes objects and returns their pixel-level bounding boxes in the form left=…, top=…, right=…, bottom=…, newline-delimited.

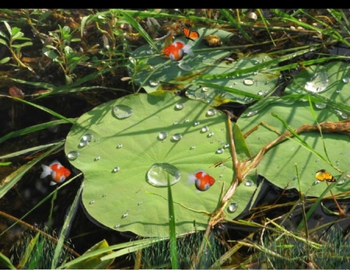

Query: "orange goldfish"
left=40, top=160, right=71, bottom=186
left=163, top=40, right=194, bottom=61
left=187, top=170, right=215, bottom=191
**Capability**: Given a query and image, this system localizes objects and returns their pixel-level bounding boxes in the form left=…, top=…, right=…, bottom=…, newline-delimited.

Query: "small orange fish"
left=163, top=40, right=194, bottom=61
left=187, top=170, right=215, bottom=191
left=40, top=160, right=71, bottom=186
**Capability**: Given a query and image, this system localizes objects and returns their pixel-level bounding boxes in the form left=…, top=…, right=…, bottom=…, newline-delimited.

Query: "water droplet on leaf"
left=113, top=105, right=133, bottom=119
left=342, top=77, right=350, bottom=83
left=208, top=132, right=214, bottom=137
left=190, top=146, right=196, bottom=150
left=117, top=143, right=123, bottom=149
left=171, top=133, right=183, bottom=141
left=201, top=126, right=209, bottom=133
left=175, top=103, right=185, bottom=110
left=315, top=102, right=326, bottom=109
left=146, top=163, right=181, bottom=187
left=206, top=109, right=217, bottom=116
left=246, top=110, right=258, bottom=117
left=89, top=200, right=95, bottom=204
left=216, top=148, right=224, bottom=154
left=245, top=180, right=253, bottom=187
left=79, top=140, right=89, bottom=147
left=243, top=78, right=254, bottom=86
left=112, top=167, right=120, bottom=173
left=94, top=156, right=101, bottom=161
left=228, top=202, right=238, bottom=213
left=158, top=132, right=168, bottom=140
left=82, top=133, right=94, bottom=142
left=304, top=70, right=329, bottom=93
left=194, top=121, right=200, bottom=126
left=149, top=80, right=160, bottom=87
left=67, top=151, right=79, bottom=160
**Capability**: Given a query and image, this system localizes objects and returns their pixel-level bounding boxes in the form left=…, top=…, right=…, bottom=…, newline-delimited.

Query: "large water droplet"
left=206, top=109, right=217, bottom=116
left=243, top=78, right=254, bottom=86
left=334, top=109, right=348, bottom=119
left=227, top=202, right=238, bottom=213
left=82, top=133, right=94, bottom=142
left=113, top=105, right=133, bottom=119
left=216, top=148, right=224, bottom=154
left=342, top=77, right=350, bottom=83
left=158, top=132, right=168, bottom=140
left=79, top=140, right=89, bottom=147
left=149, top=79, right=160, bottom=87
left=201, top=126, right=209, bottom=133
left=171, top=133, right=183, bottom=141
left=175, top=103, right=185, bottom=110
left=315, top=102, right=326, bottom=109
left=147, top=163, right=181, bottom=187
left=245, top=180, right=253, bottom=187
left=304, top=70, right=329, bottom=93
left=112, top=167, right=120, bottom=173
left=246, top=110, right=258, bottom=117
left=67, top=151, right=79, bottom=160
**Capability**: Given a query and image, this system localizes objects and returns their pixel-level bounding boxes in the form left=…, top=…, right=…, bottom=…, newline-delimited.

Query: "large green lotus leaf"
left=128, top=29, right=279, bottom=106
left=237, top=97, right=350, bottom=197
left=65, top=92, right=257, bottom=237
left=285, top=62, right=350, bottom=111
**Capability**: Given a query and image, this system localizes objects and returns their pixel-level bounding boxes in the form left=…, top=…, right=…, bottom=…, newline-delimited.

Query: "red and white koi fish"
left=187, top=170, right=215, bottom=192
left=163, top=40, right=194, bottom=61
left=40, top=160, right=71, bottom=186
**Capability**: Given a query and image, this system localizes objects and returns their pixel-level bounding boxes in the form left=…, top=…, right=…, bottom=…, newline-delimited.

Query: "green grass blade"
left=0, top=172, right=82, bottom=237
left=328, top=9, right=350, bottom=37
left=0, top=252, right=16, bottom=269
left=272, top=9, right=350, bottom=47
left=59, top=237, right=167, bottom=267
left=0, top=140, right=64, bottom=199
left=12, top=97, right=74, bottom=124
left=51, top=181, right=84, bottom=269
left=0, top=142, right=64, bottom=159
left=119, top=10, right=158, bottom=52
left=256, top=9, right=276, bottom=46
left=167, top=175, right=178, bottom=269
left=17, top=232, right=40, bottom=269
left=297, top=182, right=337, bottom=231
left=220, top=9, right=254, bottom=43
left=0, top=119, right=75, bottom=144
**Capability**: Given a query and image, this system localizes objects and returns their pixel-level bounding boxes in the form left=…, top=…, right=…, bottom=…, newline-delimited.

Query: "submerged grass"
left=0, top=8, right=350, bottom=269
